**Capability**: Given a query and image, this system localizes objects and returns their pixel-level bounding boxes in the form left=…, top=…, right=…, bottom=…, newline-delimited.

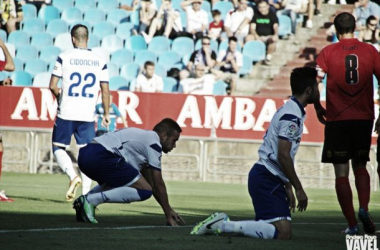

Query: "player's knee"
left=52, top=146, right=65, bottom=153
left=276, top=229, right=292, bottom=240
left=136, top=189, right=153, bottom=201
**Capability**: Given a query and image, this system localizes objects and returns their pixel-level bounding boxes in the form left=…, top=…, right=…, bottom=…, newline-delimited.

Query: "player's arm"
left=100, top=82, right=110, bottom=129
left=49, top=75, right=61, bottom=99
left=0, top=38, right=15, bottom=72
left=277, top=138, right=308, bottom=212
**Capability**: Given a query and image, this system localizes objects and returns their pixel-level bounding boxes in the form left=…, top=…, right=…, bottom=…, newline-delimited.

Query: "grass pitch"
left=0, top=172, right=379, bottom=250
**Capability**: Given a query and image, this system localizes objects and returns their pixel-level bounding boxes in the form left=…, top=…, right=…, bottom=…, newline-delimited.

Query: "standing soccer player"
left=314, top=12, right=380, bottom=234
left=191, top=67, right=316, bottom=240
left=49, top=24, right=110, bottom=202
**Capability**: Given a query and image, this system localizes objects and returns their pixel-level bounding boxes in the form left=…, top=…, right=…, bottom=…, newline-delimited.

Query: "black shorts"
left=322, top=120, right=373, bottom=164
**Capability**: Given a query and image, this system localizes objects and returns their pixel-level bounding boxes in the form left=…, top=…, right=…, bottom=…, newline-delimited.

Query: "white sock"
left=54, top=149, right=77, bottom=180
left=88, top=184, right=112, bottom=194
left=86, top=185, right=142, bottom=206
left=80, top=171, right=92, bottom=195
left=222, top=220, right=277, bottom=239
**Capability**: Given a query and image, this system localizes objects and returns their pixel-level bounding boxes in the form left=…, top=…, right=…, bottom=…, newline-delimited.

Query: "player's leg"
left=0, top=132, right=14, bottom=202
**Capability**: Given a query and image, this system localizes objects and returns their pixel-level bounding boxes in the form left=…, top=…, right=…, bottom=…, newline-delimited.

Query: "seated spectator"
left=352, top=0, right=379, bottom=30
left=215, top=36, right=242, bottom=95
left=136, top=61, right=164, bottom=92
left=181, top=0, right=209, bottom=41
left=224, top=0, right=254, bottom=45
left=281, top=0, right=313, bottom=33
left=268, top=0, right=283, bottom=12
left=120, top=0, right=140, bottom=11
left=24, top=0, right=50, bottom=12
left=358, top=15, right=379, bottom=50
left=180, top=64, right=215, bottom=95
left=142, top=0, right=183, bottom=43
left=246, top=0, right=278, bottom=65
left=133, top=0, right=157, bottom=35
left=209, top=10, right=224, bottom=42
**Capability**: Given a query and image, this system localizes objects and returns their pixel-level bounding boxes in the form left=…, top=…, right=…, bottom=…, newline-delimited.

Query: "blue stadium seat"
left=201, top=1, right=211, bottom=13
left=22, top=4, right=37, bottom=21
left=0, top=71, right=7, bottom=81
left=148, top=36, right=170, bottom=56
left=61, top=7, right=82, bottom=25
left=278, top=15, right=292, bottom=38
left=84, top=9, right=105, bottom=26
left=212, top=1, right=234, bottom=20
left=46, top=19, right=68, bottom=38
left=54, top=33, right=73, bottom=52
left=238, top=55, right=253, bottom=76
left=171, top=0, right=183, bottom=12
left=91, top=47, right=110, bottom=62
left=33, top=72, right=52, bottom=87
left=243, top=41, right=266, bottom=63
left=0, top=29, right=7, bottom=42
left=16, top=45, right=38, bottom=62
left=171, top=37, right=194, bottom=58
left=97, top=0, right=119, bottom=13
left=11, top=71, right=32, bottom=86
left=155, top=64, right=167, bottom=78
left=120, top=62, right=140, bottom=82
left=38, top=6, right=60, bottom=25
left=40, top=45, right=61, bottom=64
left=134, top=50, right=157, bottom=67
left=101, top=35, right=123, bottom=53
left=128, top=78, right=136, bottom=91
left=52, top=0, right=74, bottom=12
left=107, top=9, right=131, bottom=26
left=75, top=0, right=96, bottom=12
left=31, top=33, right=53, bottom=52
left=22, top=18, right=45, bottom=35
left=218, top=40, right=242, bottom=53
left=180, top=12, right=187, bottom=30
left=163, top=77, right=178, bottom=93
left=93, top=22, right=115, bottom=40
left=107, top=62, right=119, bottom=78
left=116, top=22, right=134, bottom=42
left=111, top=49, right=133, bottom=68
left=158, top=51, right=181, bottom=71
left=5, top=43, right=15, bottom=58
left=195, top=39, right=218, bottom=53
left=130, top=10, right=140, bottom=27
left=213, top=80, right=227, bottom=95
left=88, top=34, right=100, bottom=49
left=24, top=58, right=48, bottom=78
left=12, top=57, right=24, bottom=72
left=109, top=76, right=129, bottom=90
left=125, top=35, right=147, bottom=55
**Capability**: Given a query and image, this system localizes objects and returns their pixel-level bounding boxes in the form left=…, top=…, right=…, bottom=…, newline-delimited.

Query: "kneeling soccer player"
left=73, top=118, right=185, bottom=226
left=191, top=67, right=318, bottom=239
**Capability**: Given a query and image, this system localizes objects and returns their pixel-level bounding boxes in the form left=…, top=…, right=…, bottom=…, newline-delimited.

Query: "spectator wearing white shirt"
left=281, top=0, right=314, bottom=33
left=181, top=0, right=209, bottom=41
left=180, top=64, right=216, bottom=95
left=136, top=61, right=164, bottom=93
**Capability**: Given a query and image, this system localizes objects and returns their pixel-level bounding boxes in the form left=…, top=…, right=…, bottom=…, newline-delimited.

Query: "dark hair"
left=228, top=36, right=238, bottom=43
left=290, top=67, right=317, bottom=95
left=153, top=118, right=182, bottom=135
left=257, top=0, right=269, bottom=5
left=366, top=15, right=377, bottom=25
left=212, top=9, right=221, bottom=17
left=144, top=61, right=155, bottom=68
left=71, top=24, right=89, bottom=41
left=334, top=12, right=355, bottom=35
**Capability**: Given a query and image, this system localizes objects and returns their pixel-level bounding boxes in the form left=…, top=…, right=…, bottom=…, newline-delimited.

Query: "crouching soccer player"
left=73, top=118, right=185, bottom=226
left=191, top=67, right=318, bottom=240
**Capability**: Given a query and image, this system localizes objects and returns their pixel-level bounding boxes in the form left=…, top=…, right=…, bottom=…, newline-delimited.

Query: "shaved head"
left=71, top=24, right=88, bottom=43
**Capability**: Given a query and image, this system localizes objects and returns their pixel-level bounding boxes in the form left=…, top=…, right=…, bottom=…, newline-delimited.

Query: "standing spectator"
left=208, top=10, right=224, bottom=42
left=180, top=64, right=216, bottom=95
left=1, top=0, right=17, bottom=33
left=246, top=0, right=279, bottom=65
left=314, top=12, right=379, bottom=235
left=224, top=0, right=254, bottom=45
left=181, top=0, right=209, bottom=41
left=281, top=0, right=313, bottom=34
left=49, top=24, right=110, bottom=202
left=5, top=0, right=23, bottom=33
left=133, top=0, right=157, bottom=35
left=358, top=15, right=379, bottom=50
left=136, top=61, right=164, bottom=92
left=352, top=0, right=379, bottom=31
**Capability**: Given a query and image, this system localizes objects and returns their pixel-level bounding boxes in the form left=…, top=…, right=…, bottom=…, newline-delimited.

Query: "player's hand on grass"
left=166, top=210, right=185, bottom=227
left=295, top=189, right=308, bottom=212
left=285, top=185, right=296, bottom=213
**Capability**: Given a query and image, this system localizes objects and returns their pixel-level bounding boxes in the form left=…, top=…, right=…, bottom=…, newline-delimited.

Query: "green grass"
left=0, top=172, right=379, bottom=250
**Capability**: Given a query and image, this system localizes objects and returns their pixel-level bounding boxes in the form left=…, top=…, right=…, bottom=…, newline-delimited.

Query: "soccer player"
left=314, top=12, right=380, bottom=234
left=49, top=24, right=110, bottom=202
left=191, top=67, right=317, bottom=240
left=73, top=118, right=185, bottom=226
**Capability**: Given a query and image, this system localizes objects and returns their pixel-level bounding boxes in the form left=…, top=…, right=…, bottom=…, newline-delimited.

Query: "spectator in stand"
left=25, top=0, right=50, bottom=12
left=268, top=0, right=283, bottom=12
left=133, top=0, right=157, bottom=35
left=358, top=15, right=379, bottom=50
left=181, top=0, right=209, bottom=41
left=180, top=64, right=215, bottom=95
left=352, top=0, right=379, bottom=31
left=246, top=0, right=279, bottom=65
left=5, top=0, right=23, bottom=33
left=314, top=0, right=323, bottom=16
left=281, top=0, right=314, bottom=34
left=209, top=10, right=224, bottom=42
left=120, top=0, right=140, bottom=11
left=224, top=0, right=254, bottom=45
left=0, top=0, right=18, bottom=33
left=136, top=61, right=164, bottom=92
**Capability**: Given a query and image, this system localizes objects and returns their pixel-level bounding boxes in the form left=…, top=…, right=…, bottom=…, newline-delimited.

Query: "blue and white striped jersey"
left=257, top=97, right=306, bottom=183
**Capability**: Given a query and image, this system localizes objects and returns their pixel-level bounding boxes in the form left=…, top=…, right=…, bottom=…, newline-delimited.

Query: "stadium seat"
left=120, top=62, right=140, bottom=82
left=93, top=22, right=115, bottom=40
left=61, top=7, right=82, bottom=25
left=40, top=45, right=61, bottom=64
left=16, top=45, right=38, bottom=62
left=38, top=6, right=60, bottom=25
left=54, top=33, right=73, bottom=52
left=88, top=34, right=100, bottom=48
left=134, top=50, right=157, bottom=67
left=130, top=10, right=140, bottom=27
left=0, top=71, right=7, bottom=81
left=195, top=39, right=218, bottom=53
left=201, top=1, right=211, bottom=13
left=125, top=35, right=147, bottom=55
left=84, top=9, right=106, bottom=26
left=11, top=71, right=32, bottom=86
left=181, top=52, right=191, bottom=67
left=31, top=33, right=53, bottom=52
left=91, top=47, right=110, bottom=62
left=109, top=76, right=128, bottom=90
left=171, top=37, right=194, bottom=58
left=155, top=64, right=167, bottom=78
left=0, top=29, right=7, bottom=43
left=5, top=43, right=15, bottom=57
left=148, top=36, right=170, bottom=56
left=278, top=15, right=292, bottom=38
left=180, top=12, right=187, bottom=30
left=46, top=19, right=68, bottom=38
left=116, top=22, right=134, bottom=42
left=238, top=55, right=253, bottom=76
left=107, top=62, right=119, bottom=78
left=111, top=49, right=133, bottom=68
left=52, top=0, right=74, bottom=12
left=158, top=51, right=181, bottom=71
left=171, top=0, right=182, bottom=12
left=212, top=1, right=234, bottom=20
left=101, top=35, right=123, bottom=53
left=33, top=72, right=52, bottom=87
left=243, top=41, right=266, bottom=63
left=12, top=57, right=24, bottom=72
left=97, top=0, right=119, bottom=13
left=107, top=9, right=131, bottom=26
left=22, top=4, right=37, bottom=21
left=127, top=78, right=136, bottom=91
left=22, top=18, right=45, bottom=35
left=24, top=59, right=48, bottom=78
left=74, top=0, right=96, bottom=12
left=218, top=40, right=242, bottom=53
left=213, top=80, right=227, bottom=95
left=163, top=77, right=177, bottom=93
